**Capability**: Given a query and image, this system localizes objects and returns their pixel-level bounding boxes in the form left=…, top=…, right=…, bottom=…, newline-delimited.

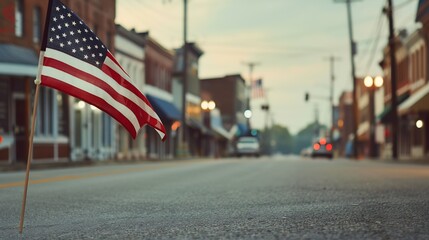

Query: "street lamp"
left=244, top=109, right=252, bottom=119
left=201, top=100, right=216, bottom=111
left=364, top=76, right=383, bottom=158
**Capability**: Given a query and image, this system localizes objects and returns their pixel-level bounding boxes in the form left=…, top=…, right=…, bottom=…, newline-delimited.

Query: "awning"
left=357, top=121, right=369, bottom=141
left=398, top=83, right=429, bottom=114
left=187, top=118, right=210, bottom=134
left=0, top=44, right=38, bottom=77
left=377, top=93, right=409, bottom=123
left=212, top=125, right=233, bottom=140
left=146, top=95, right=181, bottom=122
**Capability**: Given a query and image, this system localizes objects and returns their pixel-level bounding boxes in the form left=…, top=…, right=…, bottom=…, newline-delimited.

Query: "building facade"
left=0, top=0, right=116, bottom=164
left=114, top=25, right=146, bottom=160
left=172, top=43, right=206, bottom=157
left=200, top=74, right=248, bottom=136
left=142, top=34, right=180, bottom=159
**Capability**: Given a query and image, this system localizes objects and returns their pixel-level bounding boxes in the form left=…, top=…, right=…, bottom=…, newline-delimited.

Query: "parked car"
left=300, top=147, right=312, bottom=157
left=311, top=138, right=333, bottom=159
left=235, top=136, right=260, bottom=157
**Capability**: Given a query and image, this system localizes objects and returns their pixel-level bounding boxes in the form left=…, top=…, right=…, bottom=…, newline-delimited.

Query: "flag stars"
left=80, top=47, right=84, bottom=52
left=99, top=53, right=103, bottom=57
left=91, top=54, right=95, bottom=58
left=70, top=31, right=74, bottom=36
left=67, top=13, right=72, bottom=17
left=53, top=17, right=57, bottom=22
left=90, top=37, right=93, bottom=41
left=84, top=55, right=88, bottom=59
left=64, top=23, right=69, bottom=28
left=77, top=29, right=82, bottom=34
left=87, top=46, right=91, bottom=50
left=83, top=37, right=87, bottom=42
left=60, top=14, right=64, bottom=19
left=57, top=25, right=62, bottom=30
left=72, top=21, right=76, bottom=26
left=62, top=33, right=67, bottom=37
left=60, top=43, right=64, bottom=48
left=79, top=21, right=83, bottom=25
left=94, top=45, right=98, bottom=49
left=72, top=49, right=76, bottom=53
left=67, top=41, right=72, bottom=45
left=75, top=39, right=80, bottom=44
left=56, top=7, right=60, bottom=11
left=56, top=35, right=60, bottom=39
left=95, top=61, right=99, bottom=65
left=84, top=29, right=89, bottom=33
left=51, top=27, right=55, bottom=32
left=49, top=37, right=53, bottom=42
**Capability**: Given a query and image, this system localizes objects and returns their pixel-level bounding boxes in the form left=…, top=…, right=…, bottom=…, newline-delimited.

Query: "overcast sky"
left=116, top=0, right=419, bottom=134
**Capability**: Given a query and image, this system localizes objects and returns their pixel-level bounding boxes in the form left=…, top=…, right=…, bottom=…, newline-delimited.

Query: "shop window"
left=36, top=88, right=54, bottom=136
left=15, top=0, right=24, bottom=37
left=32, top=7, right=41, bottom=43
left=102, top=113, right=111, bottom=147
left=0, top=81, right=10, bottom=134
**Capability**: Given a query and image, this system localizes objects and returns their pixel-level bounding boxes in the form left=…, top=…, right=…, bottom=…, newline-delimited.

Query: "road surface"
left=1, top=156, right=429, bottom=239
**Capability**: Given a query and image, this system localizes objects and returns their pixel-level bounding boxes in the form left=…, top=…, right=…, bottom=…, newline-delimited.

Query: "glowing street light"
left=201, top=100, right=216, bottom=111
left=364, top=75, right=383, bottom=158
left=244, top=109, right=252, bottom=119
left=416, top=120, right=424, bottom=129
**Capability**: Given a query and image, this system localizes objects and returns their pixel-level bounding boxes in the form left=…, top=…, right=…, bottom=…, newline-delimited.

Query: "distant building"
left=142, top=33, right=179, bottom=159
left=200, top=74, right=248, bottom=136
left=114, top=25, right=146, bottom=160
left=172, top=43, right=206, bottom=157
left=337, top=91, right=353, bottom=157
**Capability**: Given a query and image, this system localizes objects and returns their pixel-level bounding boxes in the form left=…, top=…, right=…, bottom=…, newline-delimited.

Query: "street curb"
left=0, top=157, right=209, bottom=172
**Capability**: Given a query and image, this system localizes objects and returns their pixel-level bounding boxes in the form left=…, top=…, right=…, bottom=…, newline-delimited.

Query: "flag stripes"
left=41, top=48, right=165, bottom=139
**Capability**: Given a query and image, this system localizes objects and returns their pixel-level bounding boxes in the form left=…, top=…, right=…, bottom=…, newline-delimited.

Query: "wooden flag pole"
left=19, top=52, right=44, bottom=234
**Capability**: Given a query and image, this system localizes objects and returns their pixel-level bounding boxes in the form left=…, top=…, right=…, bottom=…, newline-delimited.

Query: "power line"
left=364, top=9, right=386, bottom=74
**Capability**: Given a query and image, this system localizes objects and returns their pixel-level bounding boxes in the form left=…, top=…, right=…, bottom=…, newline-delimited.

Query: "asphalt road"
left=1, top=156, right=429, bottom=239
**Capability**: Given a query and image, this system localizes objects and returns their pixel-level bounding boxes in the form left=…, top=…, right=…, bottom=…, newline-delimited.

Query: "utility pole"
left=335, top=0, right=360, bottom=159
left=324, top=56, right=340, bottom=140
left=386, top=0, right=399, bottom=159
left=181, top=0, right=189, bottom=155
left=242, top=61, right=260, bottom=130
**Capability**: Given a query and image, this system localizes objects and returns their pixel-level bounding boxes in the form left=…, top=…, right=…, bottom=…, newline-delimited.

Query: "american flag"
left=39, top=0, right=166, bottom=139
left=251, top=79, right=264, bottom=99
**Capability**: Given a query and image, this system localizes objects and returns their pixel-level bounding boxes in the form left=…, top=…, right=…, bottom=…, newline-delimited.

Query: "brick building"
left=0, top=0, right=116, bottom=163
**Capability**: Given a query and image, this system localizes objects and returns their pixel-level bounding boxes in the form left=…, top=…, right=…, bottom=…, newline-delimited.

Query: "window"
left=102, top=113, right=111, bottom=147
left=0, top=81, right=10, bottom=134
left=36, top=88, right=54, bottom=136
left=32, top=7, right=41, bottom=43
left=15, top=0, right=24, bottom=37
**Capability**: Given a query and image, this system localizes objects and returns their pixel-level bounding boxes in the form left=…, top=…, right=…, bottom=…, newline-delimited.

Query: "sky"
left=116, top=0, right=419, bottom=134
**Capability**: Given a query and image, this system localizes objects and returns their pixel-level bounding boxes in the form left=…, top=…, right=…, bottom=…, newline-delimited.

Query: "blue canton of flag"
left=44, top=0, right=107, bottom=68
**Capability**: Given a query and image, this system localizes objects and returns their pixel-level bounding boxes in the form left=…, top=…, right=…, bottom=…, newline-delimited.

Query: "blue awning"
left=146, top=95, right=181, bottom=122
left=0, top=44, right=38, bottom=77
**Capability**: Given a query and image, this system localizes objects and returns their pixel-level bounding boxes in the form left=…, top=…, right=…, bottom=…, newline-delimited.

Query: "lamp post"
left=363, top=76, right=383, bottom=158
left=201, top=100, right=216, bottom=157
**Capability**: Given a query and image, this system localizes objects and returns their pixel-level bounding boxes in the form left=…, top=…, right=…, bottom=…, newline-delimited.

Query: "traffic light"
left=261, top=104, right=269, bottom=111
left=305, top=92, right=309, bottom=102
